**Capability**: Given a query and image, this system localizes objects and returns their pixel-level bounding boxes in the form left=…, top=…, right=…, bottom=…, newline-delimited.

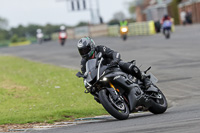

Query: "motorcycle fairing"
left=146, top=85, right=159, bottom=93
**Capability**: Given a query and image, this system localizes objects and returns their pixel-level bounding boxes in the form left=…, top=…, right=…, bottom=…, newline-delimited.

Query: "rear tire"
left=148, top=88, right=168, bottom=114
left=99, top=89, right=129, bottom=120
left=165, top=30, right=170, bottom=39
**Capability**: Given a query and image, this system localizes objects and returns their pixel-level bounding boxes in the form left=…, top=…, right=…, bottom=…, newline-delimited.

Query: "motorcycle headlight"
left=103, top=77, right=107, bottom=81
left=100, top=77, right=107, bottom=82
left=121, top=28, right=128, bottom=32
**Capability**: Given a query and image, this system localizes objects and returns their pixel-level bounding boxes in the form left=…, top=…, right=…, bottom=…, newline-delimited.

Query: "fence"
left=74, top=26, right=89, bottom=39
left=89, top=24, right=108, bottom=37
left=129, top=21, right=156, bottom=36
left=62, top=21, right=157, bottom=39
left=108, top=25, right=119, bottom=36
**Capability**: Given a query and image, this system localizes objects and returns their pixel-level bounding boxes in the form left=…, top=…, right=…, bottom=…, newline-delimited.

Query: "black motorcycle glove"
left=109, top=60, right=119, bottom=68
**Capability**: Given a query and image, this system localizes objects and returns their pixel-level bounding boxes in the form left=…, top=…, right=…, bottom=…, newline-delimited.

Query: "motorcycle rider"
left=161, top=14, right=171, bottom=24
left=161, top=14, right=172, bottom=34
left=120, top=19, right=128, bottom=27
left=59, top=25, right=67, bottom=44
left=119, top=19, right=129, bottom=40
left=77, top=37, right=151, bottom=90
left=36, top=29, right=44, bottom=44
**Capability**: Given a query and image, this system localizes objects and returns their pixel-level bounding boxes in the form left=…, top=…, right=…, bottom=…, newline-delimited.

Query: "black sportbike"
left=76, top=53, right=167, bottom=120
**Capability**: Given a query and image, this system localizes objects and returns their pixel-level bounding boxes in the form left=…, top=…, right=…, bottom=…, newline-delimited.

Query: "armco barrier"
left=51, top=33, right=59, bottom=40
left=171, top=18, right=175, bottom=32
left=129, top=22, right=149, bottom=35
left=108, top=21, right=156, bottom=36
left=74, top=26, right=89, bottom=39
left=89, top=24, right=108, bottom=37
left=51, top=21, right=158, bottom=39
left=108, top=25, right=119, bottom=36
left=148, top=21, right=156, bottom=35
left=67, top=29, right=75, bottom=39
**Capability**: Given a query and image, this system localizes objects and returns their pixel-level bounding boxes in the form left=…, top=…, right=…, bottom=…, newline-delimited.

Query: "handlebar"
left=144, top=66, right=151, bottom=74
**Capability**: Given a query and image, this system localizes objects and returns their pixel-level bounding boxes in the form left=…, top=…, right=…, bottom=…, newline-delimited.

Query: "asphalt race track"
left=1, top=25, right=200, bottom=133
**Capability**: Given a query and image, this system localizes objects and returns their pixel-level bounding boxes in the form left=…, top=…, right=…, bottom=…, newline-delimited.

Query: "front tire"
left=99, top=89, right=129, bottom=120
left=122, top=35, right=127, bottom=41
left=61, top=40, right=65, bottom=46
left=148, top=88, right=168, bottom=114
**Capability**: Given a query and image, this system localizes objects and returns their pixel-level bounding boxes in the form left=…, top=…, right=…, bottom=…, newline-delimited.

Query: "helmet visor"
left=79, top=45, right=91, bottom=57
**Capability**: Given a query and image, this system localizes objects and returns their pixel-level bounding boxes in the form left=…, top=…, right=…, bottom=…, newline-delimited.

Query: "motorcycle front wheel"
left=99, top=89, right=129, bottom=120
left=122, top=35, right=127, bottom=41
left=61, top=39, right=65, bottom=46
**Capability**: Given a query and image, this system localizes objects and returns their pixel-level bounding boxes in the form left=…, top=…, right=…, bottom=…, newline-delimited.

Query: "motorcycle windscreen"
left=99, top=66, right=107, bottom=77
left=149, top=73, right=158, bottom=84
left=85, top=59, right=97, bottom=82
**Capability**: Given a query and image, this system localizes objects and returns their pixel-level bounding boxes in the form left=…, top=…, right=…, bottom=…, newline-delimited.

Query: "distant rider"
left=120, top=20, right=128, bottom=27
left=77, top=37, right=151, bottom=90
left=36, top=29, right=44, bottom=44
left=161, top=14, right=171, bottom=24
left=161, top=15, right=172, bottom=34
left=59, top=26, right=67, bottom=43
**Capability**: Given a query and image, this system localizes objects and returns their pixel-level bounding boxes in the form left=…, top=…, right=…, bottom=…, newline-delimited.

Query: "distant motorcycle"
left=162, top=20, right=172, bottom=39
left=36, top=32, right=44, bottom=44
left=59, top=32, right=67, bottom=46
left=120, top=26, right=128, bottom=41
left=76, top=52, right=168, bottom=120
left=36, top=29, right=44, bottom=44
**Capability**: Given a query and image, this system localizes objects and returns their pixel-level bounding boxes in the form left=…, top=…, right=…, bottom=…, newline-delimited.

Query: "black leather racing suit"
left=80, top=45, right=143, bottom=81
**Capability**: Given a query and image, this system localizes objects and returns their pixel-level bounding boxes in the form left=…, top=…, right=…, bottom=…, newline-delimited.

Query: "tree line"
left=0, top=17, right=71, bottom=43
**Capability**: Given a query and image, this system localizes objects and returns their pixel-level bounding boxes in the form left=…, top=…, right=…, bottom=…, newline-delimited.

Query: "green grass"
left=9, top=40, right=31, bottom=47
left=0, top=56, right=107, bottom=125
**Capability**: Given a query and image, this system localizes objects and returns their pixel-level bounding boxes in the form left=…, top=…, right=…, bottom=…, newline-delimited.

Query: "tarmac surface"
left=1, top=24, right=200, bottom=133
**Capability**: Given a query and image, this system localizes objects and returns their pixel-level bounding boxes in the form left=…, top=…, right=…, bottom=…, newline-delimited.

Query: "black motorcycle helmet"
left=164, top=14, right=169, bottom=19
left=77, top=37, right=95, bottom=58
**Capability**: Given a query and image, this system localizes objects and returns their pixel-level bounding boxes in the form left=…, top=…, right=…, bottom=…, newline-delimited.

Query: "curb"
left=7, top=112, right=151, bottom=132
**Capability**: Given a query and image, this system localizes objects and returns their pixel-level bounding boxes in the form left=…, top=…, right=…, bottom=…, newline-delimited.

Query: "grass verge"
left=0, top=56, right=107, bottom=125
left=9, top=41, right=31, bottom=47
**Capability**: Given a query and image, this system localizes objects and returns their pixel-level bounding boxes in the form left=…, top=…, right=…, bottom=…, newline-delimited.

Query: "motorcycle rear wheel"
left=165, top=30, right=170, bottom=39
left=99, top=89, right=129, bottom=120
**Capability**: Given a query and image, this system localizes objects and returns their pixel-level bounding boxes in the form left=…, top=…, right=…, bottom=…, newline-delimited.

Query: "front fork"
left=107, top=82, right=123, bottom=103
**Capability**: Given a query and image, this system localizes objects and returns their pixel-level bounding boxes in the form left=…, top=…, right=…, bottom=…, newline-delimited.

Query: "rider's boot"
left=141, top=75, right=152, bottom=89
left=118, top=61, right=152, bottom=89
